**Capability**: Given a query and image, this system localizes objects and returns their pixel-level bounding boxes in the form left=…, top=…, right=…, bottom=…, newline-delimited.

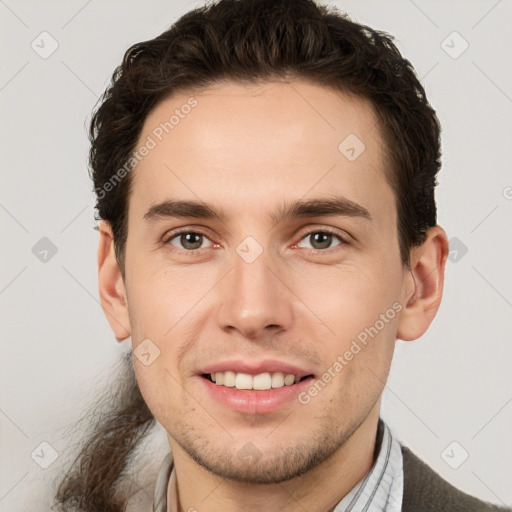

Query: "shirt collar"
left=332, top=419, right=403, bottom=511
left=153, top=418, right=403, bottom=512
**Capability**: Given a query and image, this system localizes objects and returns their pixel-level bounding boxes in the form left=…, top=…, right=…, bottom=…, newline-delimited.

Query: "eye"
left=296, top=230, right=344, bottom=251
left=164, top=231, right=214, bottom=251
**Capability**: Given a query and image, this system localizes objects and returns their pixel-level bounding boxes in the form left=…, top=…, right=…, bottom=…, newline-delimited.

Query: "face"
left=121, top=80, right=411, bottom=483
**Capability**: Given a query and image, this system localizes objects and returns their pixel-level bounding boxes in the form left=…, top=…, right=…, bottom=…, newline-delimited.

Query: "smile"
left=204, top=371, right=311, bottom=390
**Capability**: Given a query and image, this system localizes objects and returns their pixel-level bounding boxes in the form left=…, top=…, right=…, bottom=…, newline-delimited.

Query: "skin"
left=98, top=80, right=448, bottom=512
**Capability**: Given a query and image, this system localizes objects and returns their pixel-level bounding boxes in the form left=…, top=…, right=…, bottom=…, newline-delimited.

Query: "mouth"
left=198, top=359, right=317, bottom=413
left=202, top=371, right=314, bottom=390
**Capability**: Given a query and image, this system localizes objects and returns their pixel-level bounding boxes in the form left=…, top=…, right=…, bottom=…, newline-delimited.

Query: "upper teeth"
left=211, top=371, right=300, bottom=390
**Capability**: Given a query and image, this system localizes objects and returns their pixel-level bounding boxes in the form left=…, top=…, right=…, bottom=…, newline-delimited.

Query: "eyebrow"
left=143, top=199, right=224, bottom=222
left=142, top=196, right=372, bottom=225
left=270, top=196, right=371, bottom=224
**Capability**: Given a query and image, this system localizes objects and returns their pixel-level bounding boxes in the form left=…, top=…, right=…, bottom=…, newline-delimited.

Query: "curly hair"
left=89, top=0, right=440, bottom=276
left=56, top=0, right=442, bottom=510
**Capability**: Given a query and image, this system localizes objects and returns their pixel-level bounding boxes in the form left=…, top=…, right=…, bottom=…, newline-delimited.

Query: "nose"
left=216, top=250, right=294, bottom=340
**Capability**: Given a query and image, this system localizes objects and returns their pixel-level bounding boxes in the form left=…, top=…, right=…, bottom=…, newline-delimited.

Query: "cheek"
left=295, top=263, right=400, bottom=332
left=291, top=264, right=401, bottom=389
left=132, top=363, right=165, bottom=421
left=125, top=261, right=215, bottom=340
left=133, top=355, right=184, bottom=423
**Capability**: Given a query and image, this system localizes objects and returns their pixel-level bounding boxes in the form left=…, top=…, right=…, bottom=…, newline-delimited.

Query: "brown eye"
left=310, top=232, right=332, bottom=249
left=180, top=233, right=203, bottom=250
left=297, top=231, right=343, bottom=251
left=166, top=231, right=212, bottom=251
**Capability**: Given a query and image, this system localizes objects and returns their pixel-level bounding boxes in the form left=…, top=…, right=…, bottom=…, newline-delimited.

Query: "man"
left=54, top=0, right=510, bottom=511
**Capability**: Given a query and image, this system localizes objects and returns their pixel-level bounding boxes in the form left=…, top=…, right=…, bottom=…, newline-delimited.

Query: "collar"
left=332, top=419, right=403, bottom=511
left=153, top=418, right=403, bottom=512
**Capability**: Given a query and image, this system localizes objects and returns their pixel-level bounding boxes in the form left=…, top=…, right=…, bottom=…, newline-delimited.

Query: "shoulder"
left=401, top=445, right=511, bottom=512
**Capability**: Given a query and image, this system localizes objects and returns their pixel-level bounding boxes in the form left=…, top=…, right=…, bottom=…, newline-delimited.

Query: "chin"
left=175, top=423, right=352, bottom=484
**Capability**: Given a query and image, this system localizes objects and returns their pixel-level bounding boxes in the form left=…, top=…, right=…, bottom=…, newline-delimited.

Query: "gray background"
left=1, top=0, right=511, bottom=509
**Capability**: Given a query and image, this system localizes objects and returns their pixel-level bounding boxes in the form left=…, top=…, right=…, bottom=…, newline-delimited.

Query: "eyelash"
left=162, top=227, right=348, bottom=255
left=295, top=228, right=348, bottom=254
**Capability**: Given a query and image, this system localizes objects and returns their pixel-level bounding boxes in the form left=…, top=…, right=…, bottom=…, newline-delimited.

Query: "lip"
left=199, top=373, right=316, bottom=414
left=200, top=359, right=313, bottom=378
left=197, top=359, right=316, bottom=415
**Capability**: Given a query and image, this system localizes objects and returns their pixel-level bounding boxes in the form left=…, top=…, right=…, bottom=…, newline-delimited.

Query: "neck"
left=168, top=406, right=381, bottom=512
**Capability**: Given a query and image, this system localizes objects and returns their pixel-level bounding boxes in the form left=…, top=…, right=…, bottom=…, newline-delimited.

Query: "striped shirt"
left=153, top=418, right=403, bottom=512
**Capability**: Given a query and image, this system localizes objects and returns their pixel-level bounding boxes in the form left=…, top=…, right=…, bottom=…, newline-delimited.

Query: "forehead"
left=129, top=80, right=395, bottom=233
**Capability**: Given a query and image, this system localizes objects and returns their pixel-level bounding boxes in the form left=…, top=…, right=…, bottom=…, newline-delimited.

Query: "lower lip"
left=199, top=375, right=315, bottom=414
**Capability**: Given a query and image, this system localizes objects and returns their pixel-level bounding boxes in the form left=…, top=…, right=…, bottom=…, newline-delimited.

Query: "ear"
left=396, top=225, right=449, bottom=341
left=97, top=220, right=131, bottom=341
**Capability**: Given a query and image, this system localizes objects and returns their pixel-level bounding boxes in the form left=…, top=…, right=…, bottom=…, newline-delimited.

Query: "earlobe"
left=97, top=220, right=131, bottom=341
left=396, top=226, right=449, bottom=342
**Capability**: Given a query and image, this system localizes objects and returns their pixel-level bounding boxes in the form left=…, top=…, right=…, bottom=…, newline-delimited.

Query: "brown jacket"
left=401, top=446, right=510, bottom=512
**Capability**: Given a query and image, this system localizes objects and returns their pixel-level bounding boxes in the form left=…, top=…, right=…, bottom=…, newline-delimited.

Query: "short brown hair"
left=90, top=0, right=441, bottom=274
left=57, top=1, right=442, bottom=509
